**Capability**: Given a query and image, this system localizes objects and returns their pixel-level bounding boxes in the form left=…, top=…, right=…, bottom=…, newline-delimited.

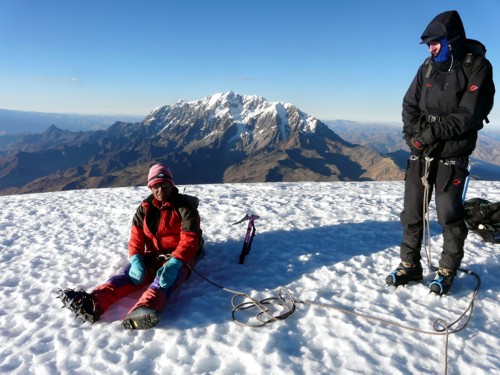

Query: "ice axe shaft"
left=233, top=214, right=259, bottom=264
left=462, top=162, right=473, bottom=204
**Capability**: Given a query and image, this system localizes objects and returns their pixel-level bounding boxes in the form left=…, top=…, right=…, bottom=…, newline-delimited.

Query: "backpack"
left=174, top=193, right=205, bottom=257
left=463, top=198, right=500, bottom=243
left=423, top=38, right=493, bottom=123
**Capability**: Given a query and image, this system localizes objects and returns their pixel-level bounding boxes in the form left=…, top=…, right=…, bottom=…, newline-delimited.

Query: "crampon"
left=57, top=288, right=102, bottom=324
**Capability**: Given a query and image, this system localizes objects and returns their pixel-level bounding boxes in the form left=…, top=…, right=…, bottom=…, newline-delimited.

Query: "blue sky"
left=0, top=0, right=498, bottom=125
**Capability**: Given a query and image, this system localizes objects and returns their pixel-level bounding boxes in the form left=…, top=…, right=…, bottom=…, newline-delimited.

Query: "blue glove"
left=129, top=254, right=146, bottom=285
left=157, top=257, right=183, bottom=289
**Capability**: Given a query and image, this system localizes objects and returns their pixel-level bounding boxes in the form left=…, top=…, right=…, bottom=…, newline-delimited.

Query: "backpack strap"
left=463, top=52, right=474, bottom=78
left=425, top=52, right=474, bottom=79
left=465, top=52, right=474, bottom=65
left=424, top=57, right=433, bottom=79
left=463, top=52, right=491, bottom=124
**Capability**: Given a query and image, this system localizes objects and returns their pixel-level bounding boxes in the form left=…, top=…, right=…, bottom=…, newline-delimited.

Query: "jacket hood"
left=420, top=10, right=466, bottom=48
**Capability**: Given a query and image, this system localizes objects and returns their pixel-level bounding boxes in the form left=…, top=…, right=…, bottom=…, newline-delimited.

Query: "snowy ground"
left=0, top=181, right=498, bottom=375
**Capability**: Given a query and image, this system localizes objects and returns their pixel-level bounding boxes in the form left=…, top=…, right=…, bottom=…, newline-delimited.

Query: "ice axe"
left=462, top=162, right=473, bottom=204
left=233, top=214, right=259, bottom=264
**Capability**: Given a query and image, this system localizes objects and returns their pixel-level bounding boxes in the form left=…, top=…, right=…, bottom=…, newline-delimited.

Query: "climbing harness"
left=233, top=214, right=259, bottom=264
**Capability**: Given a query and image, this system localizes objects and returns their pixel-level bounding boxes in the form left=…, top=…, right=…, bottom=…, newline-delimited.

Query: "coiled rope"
left=191, top=261, right=479, bottom=375
left=191, top=267, right=297, bottom=327
left=188, top=158, right=480, bottom=374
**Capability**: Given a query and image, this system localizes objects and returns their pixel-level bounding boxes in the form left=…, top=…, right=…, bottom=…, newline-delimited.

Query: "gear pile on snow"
left=57, top=288, right=103, bottom=324
left=464, top=198, right=500, bottom=243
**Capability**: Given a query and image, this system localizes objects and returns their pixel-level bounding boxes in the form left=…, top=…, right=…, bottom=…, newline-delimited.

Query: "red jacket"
left=128, top=188, right=202, bottom=263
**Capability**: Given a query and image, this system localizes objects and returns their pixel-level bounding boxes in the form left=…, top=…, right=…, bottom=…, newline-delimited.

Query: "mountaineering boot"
left=58, top=288, right=103, bottom=324
left=429, top=267, right=455, bottom=295
left=386, top=262, right=423, bottom=286
left=122, top=307, right=160, bottom=330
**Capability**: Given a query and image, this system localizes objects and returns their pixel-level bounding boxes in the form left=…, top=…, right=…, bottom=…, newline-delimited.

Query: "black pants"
left=400, top=156, right=469, bottom=272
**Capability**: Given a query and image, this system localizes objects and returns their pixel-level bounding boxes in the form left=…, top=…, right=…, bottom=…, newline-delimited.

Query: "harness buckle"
left=440, top=159, right=456, bottom=166
left=426, top=115, right=442, bottom=123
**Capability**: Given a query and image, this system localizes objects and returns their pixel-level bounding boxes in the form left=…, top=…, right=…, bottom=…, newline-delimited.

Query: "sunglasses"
left=151, top=182, right=172, bottom=190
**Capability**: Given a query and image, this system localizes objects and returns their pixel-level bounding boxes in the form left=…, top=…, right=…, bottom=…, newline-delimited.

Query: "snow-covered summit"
left=1, top=180, right=498, bottom=374
left=144, top=91, right=320, bottom=148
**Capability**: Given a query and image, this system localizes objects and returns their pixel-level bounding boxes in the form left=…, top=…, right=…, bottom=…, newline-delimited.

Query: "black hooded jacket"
left=402, top=10, right=495, bottom=158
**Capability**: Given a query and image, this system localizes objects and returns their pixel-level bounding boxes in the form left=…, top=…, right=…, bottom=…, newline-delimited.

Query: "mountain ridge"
left=325, top=120, right=500, bottom=180
left=0, top=92, right=405, bottom=195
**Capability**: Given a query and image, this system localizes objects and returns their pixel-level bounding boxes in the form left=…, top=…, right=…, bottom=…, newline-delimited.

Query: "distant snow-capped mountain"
left=0, top=92, right=404, bottom=195
left=141, top=91, right=338, bottom=153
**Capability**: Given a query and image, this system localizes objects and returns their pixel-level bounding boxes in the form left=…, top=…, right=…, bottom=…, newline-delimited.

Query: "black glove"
left=419, top=126, right=437, bottom=146
left=409, top=135, right=428, bottom=154
left=416, top=117, right=431, bottom=133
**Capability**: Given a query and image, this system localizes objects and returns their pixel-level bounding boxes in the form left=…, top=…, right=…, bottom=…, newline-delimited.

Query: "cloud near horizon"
left=36, top=75, right=83, bottom=85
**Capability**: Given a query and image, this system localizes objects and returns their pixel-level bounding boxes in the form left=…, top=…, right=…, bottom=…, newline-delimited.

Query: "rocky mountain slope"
left=326, top=120, right=500, bottom=180
left=0, top=92, right=404, bottom=195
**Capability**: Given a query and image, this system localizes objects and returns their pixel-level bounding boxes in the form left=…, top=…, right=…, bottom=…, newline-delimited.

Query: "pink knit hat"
left=147, top=163, right=174, bottom=188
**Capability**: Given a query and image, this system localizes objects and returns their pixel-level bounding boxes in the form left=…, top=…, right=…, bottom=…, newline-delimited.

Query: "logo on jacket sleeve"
left=469, top=85, right=479, bottom=92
